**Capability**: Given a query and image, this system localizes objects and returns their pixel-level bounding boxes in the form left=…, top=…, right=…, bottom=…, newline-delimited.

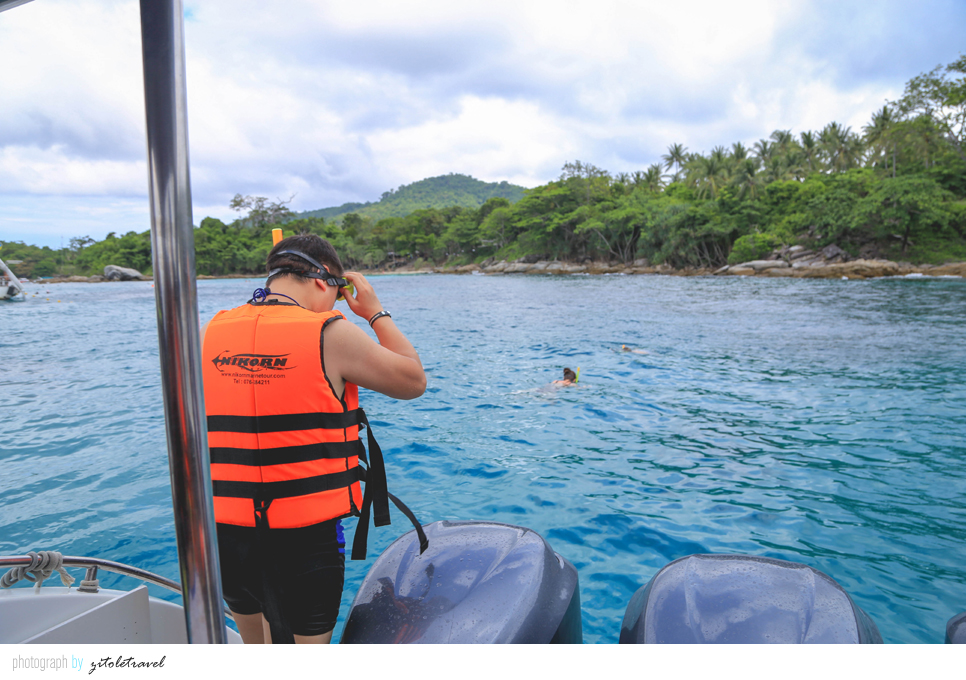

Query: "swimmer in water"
left=553, top=368, right=578, bottom=386
left=621, top=345, right=649, bottom=355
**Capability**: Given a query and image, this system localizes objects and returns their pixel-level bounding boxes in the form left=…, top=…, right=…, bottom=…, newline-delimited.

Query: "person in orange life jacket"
left=201, top=234, right=426, bottom=644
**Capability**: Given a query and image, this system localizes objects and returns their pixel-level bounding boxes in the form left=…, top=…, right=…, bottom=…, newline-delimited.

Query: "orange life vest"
left=202, top=299, right=427, bottom=560
left=202, top=301, right=367, bottom=528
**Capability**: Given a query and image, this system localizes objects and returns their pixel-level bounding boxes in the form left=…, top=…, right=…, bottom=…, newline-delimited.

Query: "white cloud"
left=1, top=0, right=962, bottom=245
left=0, top=145, right=145, bottom=195
left=366, top=95, right=571, bottom=188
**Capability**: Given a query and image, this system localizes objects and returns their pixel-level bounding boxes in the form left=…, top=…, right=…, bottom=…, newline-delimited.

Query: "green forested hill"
left=9, top=57, right=966, bottom=278
left=297, top=173, right=527, bottom=222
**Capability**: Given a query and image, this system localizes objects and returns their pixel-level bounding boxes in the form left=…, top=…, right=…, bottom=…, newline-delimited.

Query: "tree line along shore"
left=5, top=57, right=965, bottom=283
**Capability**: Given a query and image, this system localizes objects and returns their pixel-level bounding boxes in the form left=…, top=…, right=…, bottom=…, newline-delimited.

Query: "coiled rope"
left=0, top=551, right=76, bottom=590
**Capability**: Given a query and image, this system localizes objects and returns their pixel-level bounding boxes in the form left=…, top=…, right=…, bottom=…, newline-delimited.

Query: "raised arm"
left=323, top=272, right=426, bottom=400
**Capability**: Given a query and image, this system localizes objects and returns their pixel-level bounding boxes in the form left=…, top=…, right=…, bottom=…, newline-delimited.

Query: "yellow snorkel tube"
left=337, top=282, right=355, bottom=301
left=575, top=367, right=580, bottom=383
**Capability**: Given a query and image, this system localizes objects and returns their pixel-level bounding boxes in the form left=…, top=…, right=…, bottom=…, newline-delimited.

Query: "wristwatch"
left=368, top=310, right=391, bottom=327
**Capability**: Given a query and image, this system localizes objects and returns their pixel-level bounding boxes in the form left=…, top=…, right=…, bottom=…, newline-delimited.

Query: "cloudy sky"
left=1, top=0, right=964, bottom=248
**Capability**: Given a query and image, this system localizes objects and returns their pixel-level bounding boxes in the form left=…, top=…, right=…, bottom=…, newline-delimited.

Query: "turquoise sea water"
left=2, top=274, right=964, bottom=644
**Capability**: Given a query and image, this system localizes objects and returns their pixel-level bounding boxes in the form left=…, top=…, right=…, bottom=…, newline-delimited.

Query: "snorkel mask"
left=269, top=249, right=354, bottom=301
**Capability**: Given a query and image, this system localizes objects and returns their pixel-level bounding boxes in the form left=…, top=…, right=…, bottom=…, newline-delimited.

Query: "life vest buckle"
left=254, top=499, right=272, bottom=530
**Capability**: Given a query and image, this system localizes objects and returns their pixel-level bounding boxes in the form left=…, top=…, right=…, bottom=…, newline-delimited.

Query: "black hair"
left=265, top=234, right=344, bottom=287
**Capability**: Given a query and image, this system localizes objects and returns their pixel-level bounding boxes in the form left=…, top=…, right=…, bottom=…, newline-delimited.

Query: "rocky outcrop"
left=503, top=261, right=532, bottom=273
left=719, top=243, right=900, bottom=278
left=472, top=257, right=670, bottom=276
left=481, top=259, right=589, bottom=274
left=790, top=259, right=906, bottom=279
left=104, top=265, right=147, bottom=281
left=738, top=260, right=790, bottom=271
left=718, top=242, right=946, bottom=279
left=929, top=262, right=966, bottom=277
left=400, top=249, right=965, bottom=281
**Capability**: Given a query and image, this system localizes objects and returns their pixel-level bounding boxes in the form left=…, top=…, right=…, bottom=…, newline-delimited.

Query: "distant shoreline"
left=31, top=257, right=966, bottom=284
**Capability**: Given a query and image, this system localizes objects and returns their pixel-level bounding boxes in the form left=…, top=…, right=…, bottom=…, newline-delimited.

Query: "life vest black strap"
left=357, top=410, right=390, bottom=526
left=212, top=466, right=364, bottom=500
left=211, top=405, right=427, bottom=560
left=208, top=409, right=364, bottom=434
left=210, top=440, right=365, bottom=466
left=387, top=492, right=430, bottom=555
left=350, top=410, right=428, bottom=560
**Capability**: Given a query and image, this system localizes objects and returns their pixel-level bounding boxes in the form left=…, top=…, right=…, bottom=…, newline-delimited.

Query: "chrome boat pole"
left=139, top=0, right=226, bottom=643
left=0, top=1, right=33, bottom=13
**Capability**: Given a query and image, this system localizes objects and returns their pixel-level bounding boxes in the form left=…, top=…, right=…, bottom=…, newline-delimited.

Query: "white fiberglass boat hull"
left=0, top=586, right=242, bottom=644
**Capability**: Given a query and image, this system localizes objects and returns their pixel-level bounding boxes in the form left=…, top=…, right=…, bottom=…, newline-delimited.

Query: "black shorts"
left=216, top=520, right=346, bottom=636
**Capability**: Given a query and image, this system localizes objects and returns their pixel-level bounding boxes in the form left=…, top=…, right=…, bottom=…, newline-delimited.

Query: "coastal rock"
left=544, top=261, right=565, bottom=273
left=88, top=275, right=106, bottom=282
left=821, top=244, right=849, bottom=263
left=483, top=260, right=508, bottom=273
left=798, top=259, right=901, bottom=279
left=464, top=255, right=963, bottom=280
left=104, top=264, right=146, bottom=281
left=559, top=263, right=587, bottom=274
left=930, top=262, right=966, bottom=277
left=736, top=260, right=790, bottom=271
left=788, top=247, right=817, bottom=261
left=586, top=262, right=623, bottom=274
left=761, top=267, right=798, bottom=277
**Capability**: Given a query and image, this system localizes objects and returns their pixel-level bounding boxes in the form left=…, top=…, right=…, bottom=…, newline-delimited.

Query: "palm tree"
left=863, top=106, right=894, bottom=170
left=710, top=146, right=733, bottom=185
left=914, top=115, right=942, bottom=169
left=800, top=131, right=820, bottom=174
left=770, top=129, right=795, bottom=157
left=731, top=142, right=748, bottom=162
left=662, top=143, right=688, bottom=176
left=687, top=155, right=727, bottom=199
left=731, top=158, right=763, bottom=199
left=841, top=131, right=865, bottom=171
left=709, top=146, right=729, bottom=164
left=760, top=154, right=796, bottom=184
left=643, top=164, right=665, bottom=192
left=819, top=122, right=861, bottom=172
left=752, top=139, right=773, bottom=163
